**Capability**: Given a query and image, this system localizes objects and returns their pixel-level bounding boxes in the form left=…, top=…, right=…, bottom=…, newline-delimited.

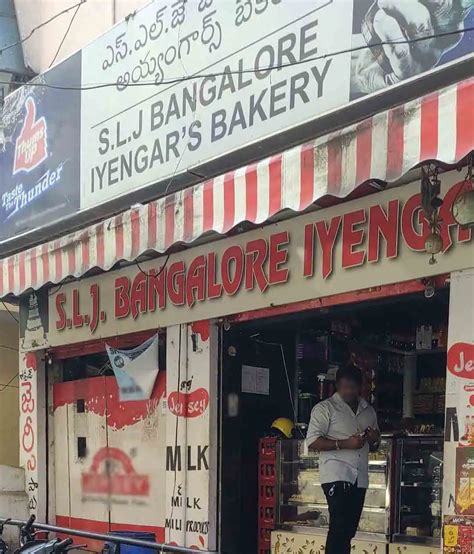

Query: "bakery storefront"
left=3, top=78, right=474, bottom=554
left=16, top=168, right=474, bottom=554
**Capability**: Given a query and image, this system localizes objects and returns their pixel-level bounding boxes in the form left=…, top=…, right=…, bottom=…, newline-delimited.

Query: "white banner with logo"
left=106, top=334, right=160, bottom=401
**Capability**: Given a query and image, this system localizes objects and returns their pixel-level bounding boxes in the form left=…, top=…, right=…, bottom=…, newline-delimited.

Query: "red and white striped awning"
left=1, top=77, right=473, bottom=299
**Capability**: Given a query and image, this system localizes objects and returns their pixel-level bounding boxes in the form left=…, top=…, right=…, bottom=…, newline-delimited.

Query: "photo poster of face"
left=350, top=0, right=474, bottom=99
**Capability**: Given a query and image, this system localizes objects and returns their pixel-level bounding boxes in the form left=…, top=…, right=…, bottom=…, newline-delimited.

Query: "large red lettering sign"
left=53, top=182, right=471, bottom=334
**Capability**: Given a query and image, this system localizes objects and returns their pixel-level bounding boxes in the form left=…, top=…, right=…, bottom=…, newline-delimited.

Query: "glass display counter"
left=393, top=436, right=443, bottom=547
left=276, top=437, right=394, bottom=541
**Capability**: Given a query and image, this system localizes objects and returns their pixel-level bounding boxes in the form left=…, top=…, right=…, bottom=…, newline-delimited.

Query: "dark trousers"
left=322, top=481, right=366, bottom=554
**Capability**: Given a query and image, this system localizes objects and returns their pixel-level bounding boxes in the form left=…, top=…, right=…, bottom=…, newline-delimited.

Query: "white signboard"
left=80, top=0, right=474, bottom=210
left=81, top=0, right=351, bottom=209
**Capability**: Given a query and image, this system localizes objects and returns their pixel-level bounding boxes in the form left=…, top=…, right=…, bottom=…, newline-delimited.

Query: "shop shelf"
left=365, top=487, right=387, bottom=509
left=359, top=508, right=388, bottom=534
left=400, top=482, right=442, bottom=489
left=361, top=343, right=446, bottom=356
left=369, top=459, right=387, bottom=466
left=285, top=501, right=327, bottom=508
left=287, top=484, right=386, bottom=507
left=282, top=503, right=387, bottom=534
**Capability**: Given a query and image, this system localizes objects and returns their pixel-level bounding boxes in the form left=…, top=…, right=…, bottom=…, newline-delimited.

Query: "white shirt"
left=306, top=393, right=378, bottom=488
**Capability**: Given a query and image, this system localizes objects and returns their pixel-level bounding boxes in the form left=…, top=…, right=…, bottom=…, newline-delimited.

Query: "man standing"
left=306, top=364, right=380, bottom=554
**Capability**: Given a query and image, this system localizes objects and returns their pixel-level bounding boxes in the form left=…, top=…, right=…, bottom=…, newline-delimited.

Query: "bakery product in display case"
left=276, top=437, right=394, bottom=540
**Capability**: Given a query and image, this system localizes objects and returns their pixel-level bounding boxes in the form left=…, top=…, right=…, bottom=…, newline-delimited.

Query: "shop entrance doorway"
left=220, top=287, right=449, bottom=554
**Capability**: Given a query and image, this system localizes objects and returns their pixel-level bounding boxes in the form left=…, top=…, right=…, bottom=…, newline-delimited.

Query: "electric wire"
left=48, top=1, right=84, bottom=69
left=0, top=0, right=87, bottom=56
left=0, top=343, right=18, bottom=352
left=1, top=300, right=19, bottom=323
left=0, top=382, right=18, bottom=390
left=0, top=24, right=472, bottom=91
left=135, top=253, right=170, bottom=279
left=253, top=337, right=299, bottom=430
left=0, top=372, right=19, bottom=392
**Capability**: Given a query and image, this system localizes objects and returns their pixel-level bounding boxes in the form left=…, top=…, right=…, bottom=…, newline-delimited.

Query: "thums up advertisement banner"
left=0, top=53, right=81, bottom=242
left=1, top=0, right=473, bottom=243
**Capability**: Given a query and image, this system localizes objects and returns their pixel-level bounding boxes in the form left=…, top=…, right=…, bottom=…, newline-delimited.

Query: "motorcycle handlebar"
left=23, top=516, right=35, bottom=532
left=53, top=538, right=73, bottom=552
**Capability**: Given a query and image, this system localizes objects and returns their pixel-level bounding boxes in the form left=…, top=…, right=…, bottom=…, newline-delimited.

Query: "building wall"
left=14, top=0, right=149, bottom=74
left=0, top=307, right=19, bottom=467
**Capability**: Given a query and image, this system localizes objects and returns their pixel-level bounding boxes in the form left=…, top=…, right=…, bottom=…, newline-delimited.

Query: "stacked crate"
left=258, top=437, right=278, bottom=554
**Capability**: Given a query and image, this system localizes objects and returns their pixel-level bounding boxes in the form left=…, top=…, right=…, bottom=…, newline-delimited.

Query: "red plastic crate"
left=259, top=483, right=276, bottom=502
left=259, top=437, right=277, bottom=461
left=258, top=526, right=273, bottom=541
left=259, top=505, right=275, bottom=525
left=258, top=438, right=278, bottom=554
left=259, top=462, right=276, bottom=482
